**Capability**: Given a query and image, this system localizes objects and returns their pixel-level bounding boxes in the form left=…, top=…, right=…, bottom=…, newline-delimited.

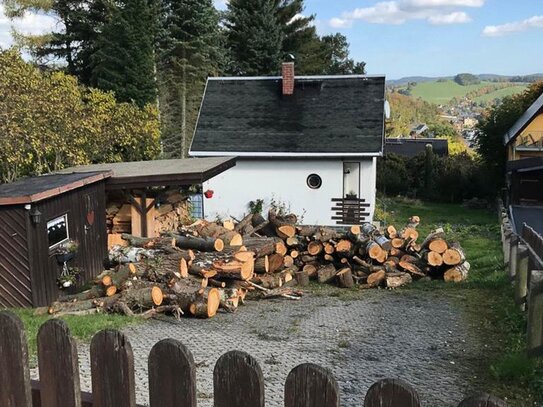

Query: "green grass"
left=473, top=85, right=528, bottom=103
left=376, top=196, right=543, bottom=405
left=402, top=80, right=527, bottom=104
left=3, top=309, right=139, bottom=362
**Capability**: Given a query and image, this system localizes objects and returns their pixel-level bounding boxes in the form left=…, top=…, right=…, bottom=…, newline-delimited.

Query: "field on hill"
left=399, top=80, right=527, bottom=104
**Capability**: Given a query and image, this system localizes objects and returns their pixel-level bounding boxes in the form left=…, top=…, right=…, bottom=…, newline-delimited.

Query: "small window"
left=47, top=215, right=69, bottom=249
left=307, top=174, right=322, bottom=189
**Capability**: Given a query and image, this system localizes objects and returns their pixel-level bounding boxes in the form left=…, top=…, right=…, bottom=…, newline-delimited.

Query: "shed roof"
left=190, top=75, right=386, bottom=157
left=504, top=92, right=543, bottom=146
left=0, top=172, right=110, bottom=205
left=58, top=157, right=236, bottom=189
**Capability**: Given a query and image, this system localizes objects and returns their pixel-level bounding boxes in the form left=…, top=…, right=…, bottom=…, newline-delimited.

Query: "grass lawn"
left=376, top=196, right=542, bottom=405
left=405, top=80, right=527, bottom=104
left=2, top=308, right=139, bottom=364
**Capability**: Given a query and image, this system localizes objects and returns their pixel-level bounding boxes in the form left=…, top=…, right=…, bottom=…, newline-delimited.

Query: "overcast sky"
left=2, top=0, right=542, bottom=79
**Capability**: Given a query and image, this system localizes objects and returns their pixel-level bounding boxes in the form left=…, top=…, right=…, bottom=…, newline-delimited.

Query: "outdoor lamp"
left=30, top=207, right=42, bottom=225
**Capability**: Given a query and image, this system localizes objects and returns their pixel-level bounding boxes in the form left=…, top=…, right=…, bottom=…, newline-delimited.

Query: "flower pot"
left=56, top=252, right=75, bottom=264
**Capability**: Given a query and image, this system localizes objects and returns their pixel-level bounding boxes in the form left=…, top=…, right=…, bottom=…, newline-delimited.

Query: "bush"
left=378, top=151, right=496, bottom=203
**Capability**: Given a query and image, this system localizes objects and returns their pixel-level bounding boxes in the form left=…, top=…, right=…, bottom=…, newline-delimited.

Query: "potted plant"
left=57, top=266, right=81, bottom=289
left=54, top=239, right=79, bottom=264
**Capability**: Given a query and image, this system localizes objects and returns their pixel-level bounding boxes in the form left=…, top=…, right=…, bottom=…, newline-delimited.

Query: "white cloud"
left=0, top=5, right=57, bottom=48
left=428, top=11, right=471, bottom=24
left=483, top=15, right=543, bottom=37
left=214, top=0, right=229, bottom=10
left=329, top=17, right=353, bottom=28
left=403, top=0, right=484, bottom=8
left=329, top=0, right=482, bottom=27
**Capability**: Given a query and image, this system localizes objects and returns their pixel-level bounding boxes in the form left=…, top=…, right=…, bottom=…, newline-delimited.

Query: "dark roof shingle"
left=191, top=75, right=385, bottom=156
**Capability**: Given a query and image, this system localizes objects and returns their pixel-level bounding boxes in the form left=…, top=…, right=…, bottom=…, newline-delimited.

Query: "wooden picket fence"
left=0, top=311, right=507, bottom=407
left=500, top=207, right=543, bottom=357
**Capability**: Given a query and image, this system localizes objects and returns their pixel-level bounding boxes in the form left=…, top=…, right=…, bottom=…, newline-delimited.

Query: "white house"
left=190, top=63, right=386, bottom=226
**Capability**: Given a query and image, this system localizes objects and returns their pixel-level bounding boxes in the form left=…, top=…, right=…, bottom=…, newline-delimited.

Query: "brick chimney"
left=282, top=62, right=295, bottom=96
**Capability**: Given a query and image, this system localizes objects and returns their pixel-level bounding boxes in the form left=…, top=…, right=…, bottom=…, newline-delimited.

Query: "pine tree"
left=90, top=0, right=157, bottom=107
left=157, top=0, right=221, bottom=157
left=226, top=0, right=283, bottom=75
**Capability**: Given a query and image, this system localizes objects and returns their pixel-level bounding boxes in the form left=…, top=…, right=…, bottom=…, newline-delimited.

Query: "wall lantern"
left=30, top=207, right=42, bottom=225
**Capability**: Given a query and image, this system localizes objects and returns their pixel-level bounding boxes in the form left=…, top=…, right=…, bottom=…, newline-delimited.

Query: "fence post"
left=148, top=339, right=196, bottom=407
left=284, top=363, right=339, bottom=407
left=37, top=319, right=82, bottom=407
left=364, top=378, right=421, bottom=407
left=514, top=244, right=529, bottom=310
left=90, top=330, right=136, bottom=407
left=0, top=311, right=32, bottom=407
left=458, top=393, right=507, bottom=406
left=527, top=270, right=543, bottom=357
left=214, top=350, right=264, bottom=407
left=508, top=235, right=518, bottom=280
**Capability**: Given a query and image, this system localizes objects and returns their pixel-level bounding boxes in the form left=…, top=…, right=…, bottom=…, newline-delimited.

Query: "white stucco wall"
left=202, top=158, right=376, bottom=226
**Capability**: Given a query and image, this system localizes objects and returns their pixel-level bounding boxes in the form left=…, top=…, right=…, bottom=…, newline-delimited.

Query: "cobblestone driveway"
left=51, top=289, right=489, bottom=406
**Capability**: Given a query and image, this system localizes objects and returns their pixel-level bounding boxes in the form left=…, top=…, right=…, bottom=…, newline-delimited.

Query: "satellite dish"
left=384, top=100, right=391, bottom=119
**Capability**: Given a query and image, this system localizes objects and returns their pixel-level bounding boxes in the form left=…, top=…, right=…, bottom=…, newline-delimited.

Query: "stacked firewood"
left=38, top=211, right=468, bottom=319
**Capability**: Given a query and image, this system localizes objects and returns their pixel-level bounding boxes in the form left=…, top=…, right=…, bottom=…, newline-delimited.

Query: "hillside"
left=397, top=80, right=527, bottom=105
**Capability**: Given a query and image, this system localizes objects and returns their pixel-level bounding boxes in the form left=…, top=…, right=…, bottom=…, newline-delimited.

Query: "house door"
left=343, top=162, right=360, bottom=198
left=79, top=190, right=105, bottom=282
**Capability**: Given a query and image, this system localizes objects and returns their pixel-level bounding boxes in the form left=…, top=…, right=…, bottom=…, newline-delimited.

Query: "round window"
left=306, top=174, right=322, bottom=189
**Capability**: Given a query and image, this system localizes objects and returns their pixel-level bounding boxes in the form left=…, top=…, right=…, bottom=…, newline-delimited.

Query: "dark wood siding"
left=0, top=207, right=32, bottom=307
left=28, top=182, right=107, bottom=306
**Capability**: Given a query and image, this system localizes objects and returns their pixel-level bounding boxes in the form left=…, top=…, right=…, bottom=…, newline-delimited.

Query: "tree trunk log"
left=336, top=268, right=354, bottom=288
left=317, top=264, right=337, bottom=283
left=173, top=234, right=224, bottom=252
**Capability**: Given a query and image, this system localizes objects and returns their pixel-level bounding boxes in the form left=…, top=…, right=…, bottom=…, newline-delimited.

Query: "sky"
left=1, top=0, right=542, bottom=79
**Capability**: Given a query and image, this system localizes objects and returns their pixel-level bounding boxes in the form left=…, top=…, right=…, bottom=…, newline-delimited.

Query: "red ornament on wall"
left=204, top=190, right=214, bottom=199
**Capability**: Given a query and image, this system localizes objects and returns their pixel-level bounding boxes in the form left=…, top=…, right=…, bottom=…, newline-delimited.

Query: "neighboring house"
left=410, top=124, right=428, bottom=137
left=190, top=63, right=386, bottom=226
left=504, top=92, right=543, bottom=235
left=505, top=92, right=543, bottom=161
left=385, top=138, right=448, bottom=157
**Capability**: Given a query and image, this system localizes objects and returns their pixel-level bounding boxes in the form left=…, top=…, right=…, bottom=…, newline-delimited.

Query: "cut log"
left=442, top=243, right=466, bottom=266
left=59, top=285, right=106, bottom=302
left=386, top=272, right=412, bottom=288
left=222, top=220, right=235, bottom=231
left=350, top=225, right=361, bottom=235
left=213, top=260, right=254, bottom=281
left=121, top=234, right=175, bottom=250
left=268, top=253, right=285, bottom=273
left=189, top=265, right=217, bottom=279
left=286, top=236, right=300, bottom=247
left=421, top=229, right=445, bottom=249
left=401, top=227, right=419, bottom=241
left=233, top=251, right=255, bottom=263
left=374, top=235, right=392, bottom=251
left=254, top=256, right=269, bottom=273
left=290, top=250, right=299, bottom=259
left=189, top=288, right=220, bottom=318
left=283, top=255, right=294, bottom=268
left=386, top=225, right=397, bottom=238
left=243, top=238, right=276, bottom=258
left=173, top=234, right=224, bottom=252
left=398, top=261, right=424, bottom=277
left=234, top=213, right=254, bottom=232
left=106, top=286, right=118, bottom=297
left=428, top=239, right=448, bottom=254
left=367, top=270, right=386, bottom=287
left=307, top=241, right=323, bottom=256
left=275, top=240, right=288, bottom=256
left=367, top=242, right=384, bottom=260
left=302, top=264, right=317, bottom=278
left=335, top=239, right=353, bottom=253
left=195, top=222, right=243, bottom=246
left=208, top=279, right=226, bottom=288
left=324, top=243, right=335, bottom=254
left=251, top=273, right=283, bottom=289
left=425, top=251, right=443, bottom=267
left=268, top=210, right=296, bottom=239
left=121, top=286, right=163, bottom=309
left=295, top=270, right=310, bottom=287
left=41, top=298, right=97, bottom=315
left=391, top=238, right=405, bottom=249
left=444, top=261, right=470, bottom=282
left=336, top=268, right=354, bottom=288
left=317, top=264, right=337, bottom=283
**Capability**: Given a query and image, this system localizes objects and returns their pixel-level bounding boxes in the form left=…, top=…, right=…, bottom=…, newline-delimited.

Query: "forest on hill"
left=3, top=0, right=365, bottom=160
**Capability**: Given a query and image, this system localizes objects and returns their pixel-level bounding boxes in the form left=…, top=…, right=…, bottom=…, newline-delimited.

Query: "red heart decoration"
left=87, top=211, right=95, bottom=226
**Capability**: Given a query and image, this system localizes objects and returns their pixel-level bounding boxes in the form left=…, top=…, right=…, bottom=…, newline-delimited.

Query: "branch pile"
left=38, top=212, right=469, bottom=319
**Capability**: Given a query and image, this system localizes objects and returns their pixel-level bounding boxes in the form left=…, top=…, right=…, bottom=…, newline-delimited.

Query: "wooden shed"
left=0, top=172, right=111, bottom=307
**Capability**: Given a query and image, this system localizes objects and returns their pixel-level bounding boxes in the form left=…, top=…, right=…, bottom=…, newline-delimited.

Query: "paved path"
left=37, top=289, right=488, bottom=406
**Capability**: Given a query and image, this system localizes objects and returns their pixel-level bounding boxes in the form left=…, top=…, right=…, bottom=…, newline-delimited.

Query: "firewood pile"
left=38, top=211, right=469, bottom=319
